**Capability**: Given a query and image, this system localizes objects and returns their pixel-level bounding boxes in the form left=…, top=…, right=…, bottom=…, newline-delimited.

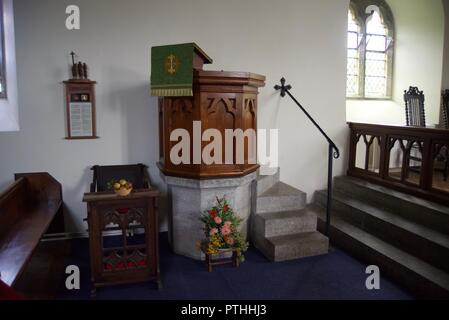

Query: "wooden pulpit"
left=152, top=43, right=265, bottom=260
left=153, top=43, right=266, bottom=178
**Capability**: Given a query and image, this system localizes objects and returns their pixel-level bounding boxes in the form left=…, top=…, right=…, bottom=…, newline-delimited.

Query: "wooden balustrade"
left=347, top=122, right=449, bottom=205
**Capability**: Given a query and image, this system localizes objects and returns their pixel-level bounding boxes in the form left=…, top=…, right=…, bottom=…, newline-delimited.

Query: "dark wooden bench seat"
left=0, top=173, right=64, bottom=288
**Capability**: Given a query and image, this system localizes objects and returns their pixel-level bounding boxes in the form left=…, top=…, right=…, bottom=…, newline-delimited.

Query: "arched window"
left=346, top=0, right=394, bottom=99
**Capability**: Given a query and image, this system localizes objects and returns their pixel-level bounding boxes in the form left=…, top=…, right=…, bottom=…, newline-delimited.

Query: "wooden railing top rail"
left=347, top=122, right=449, bottom=206
left=0, top=178, right=27, bottom=237
left=348, top=122, right=449, bottom=137
left=0, top=177, right=26, bottom=204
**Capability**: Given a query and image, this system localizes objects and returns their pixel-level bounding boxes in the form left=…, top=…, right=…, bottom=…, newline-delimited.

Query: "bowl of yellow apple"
left=112, top=179, right=133, bottom=196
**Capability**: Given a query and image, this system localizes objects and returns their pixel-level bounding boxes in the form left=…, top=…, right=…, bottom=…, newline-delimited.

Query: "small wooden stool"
left=205, top=248, right=240, bottom=272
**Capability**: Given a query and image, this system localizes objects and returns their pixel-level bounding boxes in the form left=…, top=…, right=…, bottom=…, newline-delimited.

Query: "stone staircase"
left=252, top=169, right=328, bottom=262
left=313, top=175, right=449, bottom=299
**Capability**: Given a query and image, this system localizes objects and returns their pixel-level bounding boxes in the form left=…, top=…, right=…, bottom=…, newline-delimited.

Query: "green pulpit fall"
left=150, top=43, right=212, bottom=97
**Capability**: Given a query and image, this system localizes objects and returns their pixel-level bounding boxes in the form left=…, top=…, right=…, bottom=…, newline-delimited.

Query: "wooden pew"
left=0, top=173, right=64, bottom=288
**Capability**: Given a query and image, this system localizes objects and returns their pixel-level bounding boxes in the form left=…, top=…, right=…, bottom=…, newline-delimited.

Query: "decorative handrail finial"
left=274, top=78, right=292, bottom=98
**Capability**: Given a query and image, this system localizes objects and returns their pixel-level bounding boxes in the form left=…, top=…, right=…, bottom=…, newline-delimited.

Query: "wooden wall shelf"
left=63, top=79, right=98, bottom=140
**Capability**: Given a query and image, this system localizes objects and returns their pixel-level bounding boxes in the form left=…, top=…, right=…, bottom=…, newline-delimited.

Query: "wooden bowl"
left=115, top=188, right=132, bottom=197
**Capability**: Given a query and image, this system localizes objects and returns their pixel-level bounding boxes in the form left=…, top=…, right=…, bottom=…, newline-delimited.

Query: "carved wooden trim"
left=441, top=89, right=449, bottom=129
left=347, top=122, right=449, bottom=206
left=207, top=97, right=237, bottom=116
left=158, top=71, right=265, bottom=179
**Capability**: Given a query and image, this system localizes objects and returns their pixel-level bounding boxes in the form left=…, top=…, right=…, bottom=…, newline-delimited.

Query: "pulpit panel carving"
left=158, top=71, right=266, bottom=178
left=242, top=97, right=257, bottom=165
left=202, top=94, right=237, bottom=167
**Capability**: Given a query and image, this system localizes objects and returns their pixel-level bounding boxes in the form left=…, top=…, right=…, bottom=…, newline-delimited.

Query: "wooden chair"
left=90, top=163, right=151, bottom=192
left=404, top=87, right=425, bottom=178
left=442, top=89, right=449, bottom=129
left=404, top=86, right=426, bottom=127
left=436, top=90, right=449, bottom=181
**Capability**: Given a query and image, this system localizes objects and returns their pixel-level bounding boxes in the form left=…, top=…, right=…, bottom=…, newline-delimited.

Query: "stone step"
left=314, top=206, right=449, bottom=299
left=315, top=190, right=449, bottom=273
left=257, top=169, right=280, bottom=196
left=256, top=182, right=306, bottom=214
left=334, top=176, right=449, bottom=235
left=254, top=208, right=317, bottom=238
left=254, top=231, right=328, bottom=262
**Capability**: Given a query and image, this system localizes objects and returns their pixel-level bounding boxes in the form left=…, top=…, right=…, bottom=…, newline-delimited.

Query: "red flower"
left=138, top=260, right=147, bottom=267
left=104, top=263, right=113, bottom=270
left=224, top=205, right=229, bottom=212
left=209, top=208, right=218, bottom=218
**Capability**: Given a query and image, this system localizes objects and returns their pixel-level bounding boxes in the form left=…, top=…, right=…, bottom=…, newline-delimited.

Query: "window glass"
left=347, top=10, right=361, bottom=97
left=346, top=2, right=394, bottom=99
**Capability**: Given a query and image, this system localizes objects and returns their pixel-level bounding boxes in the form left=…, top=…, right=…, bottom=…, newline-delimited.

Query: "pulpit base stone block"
left=162, top=172, right=256, bottom=260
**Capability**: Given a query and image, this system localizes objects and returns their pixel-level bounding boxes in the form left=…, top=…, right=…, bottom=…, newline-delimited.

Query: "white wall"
left=346, top=99, right=404, bottom=125
left=442, top=0, right=449, bottom=90
left=0, top=0, right=19, bottom=131
left=347, top=0, right=445, bottom=126
left=0, top=0, right=349, bottom=233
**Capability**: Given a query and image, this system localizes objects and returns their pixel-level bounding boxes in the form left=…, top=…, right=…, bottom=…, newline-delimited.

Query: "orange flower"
left=225, top=236, right=235, bottom=245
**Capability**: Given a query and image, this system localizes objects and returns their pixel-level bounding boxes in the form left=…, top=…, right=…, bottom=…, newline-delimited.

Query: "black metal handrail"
left=274, top=78, right=340, bottom=237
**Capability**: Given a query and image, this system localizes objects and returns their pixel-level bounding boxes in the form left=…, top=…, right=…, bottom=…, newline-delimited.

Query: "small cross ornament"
left=274, top=77, right=292, bottom=98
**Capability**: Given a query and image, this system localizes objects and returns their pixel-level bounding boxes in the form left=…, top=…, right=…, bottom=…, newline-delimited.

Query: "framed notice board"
left=63, top=79, right=98, bottom=139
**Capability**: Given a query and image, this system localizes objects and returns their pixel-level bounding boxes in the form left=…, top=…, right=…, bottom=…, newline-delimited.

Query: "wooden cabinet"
left=83, top=189, right=161, bottom=296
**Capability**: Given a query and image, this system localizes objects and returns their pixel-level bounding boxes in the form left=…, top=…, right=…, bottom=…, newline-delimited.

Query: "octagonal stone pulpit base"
left=162, top=172, right=257, bottom=260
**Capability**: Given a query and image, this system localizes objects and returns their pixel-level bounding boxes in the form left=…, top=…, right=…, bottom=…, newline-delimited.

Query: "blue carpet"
left=59, top=233, right=413, bottom=300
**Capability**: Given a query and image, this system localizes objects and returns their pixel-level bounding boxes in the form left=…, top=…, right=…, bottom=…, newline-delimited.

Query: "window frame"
left=0, top=0, right=7, bottom=99
left=347, top=0, right=395, bottom=100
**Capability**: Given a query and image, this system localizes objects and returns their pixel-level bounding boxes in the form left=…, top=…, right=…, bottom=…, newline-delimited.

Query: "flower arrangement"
left=199, top=197, right=249, bottom=262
